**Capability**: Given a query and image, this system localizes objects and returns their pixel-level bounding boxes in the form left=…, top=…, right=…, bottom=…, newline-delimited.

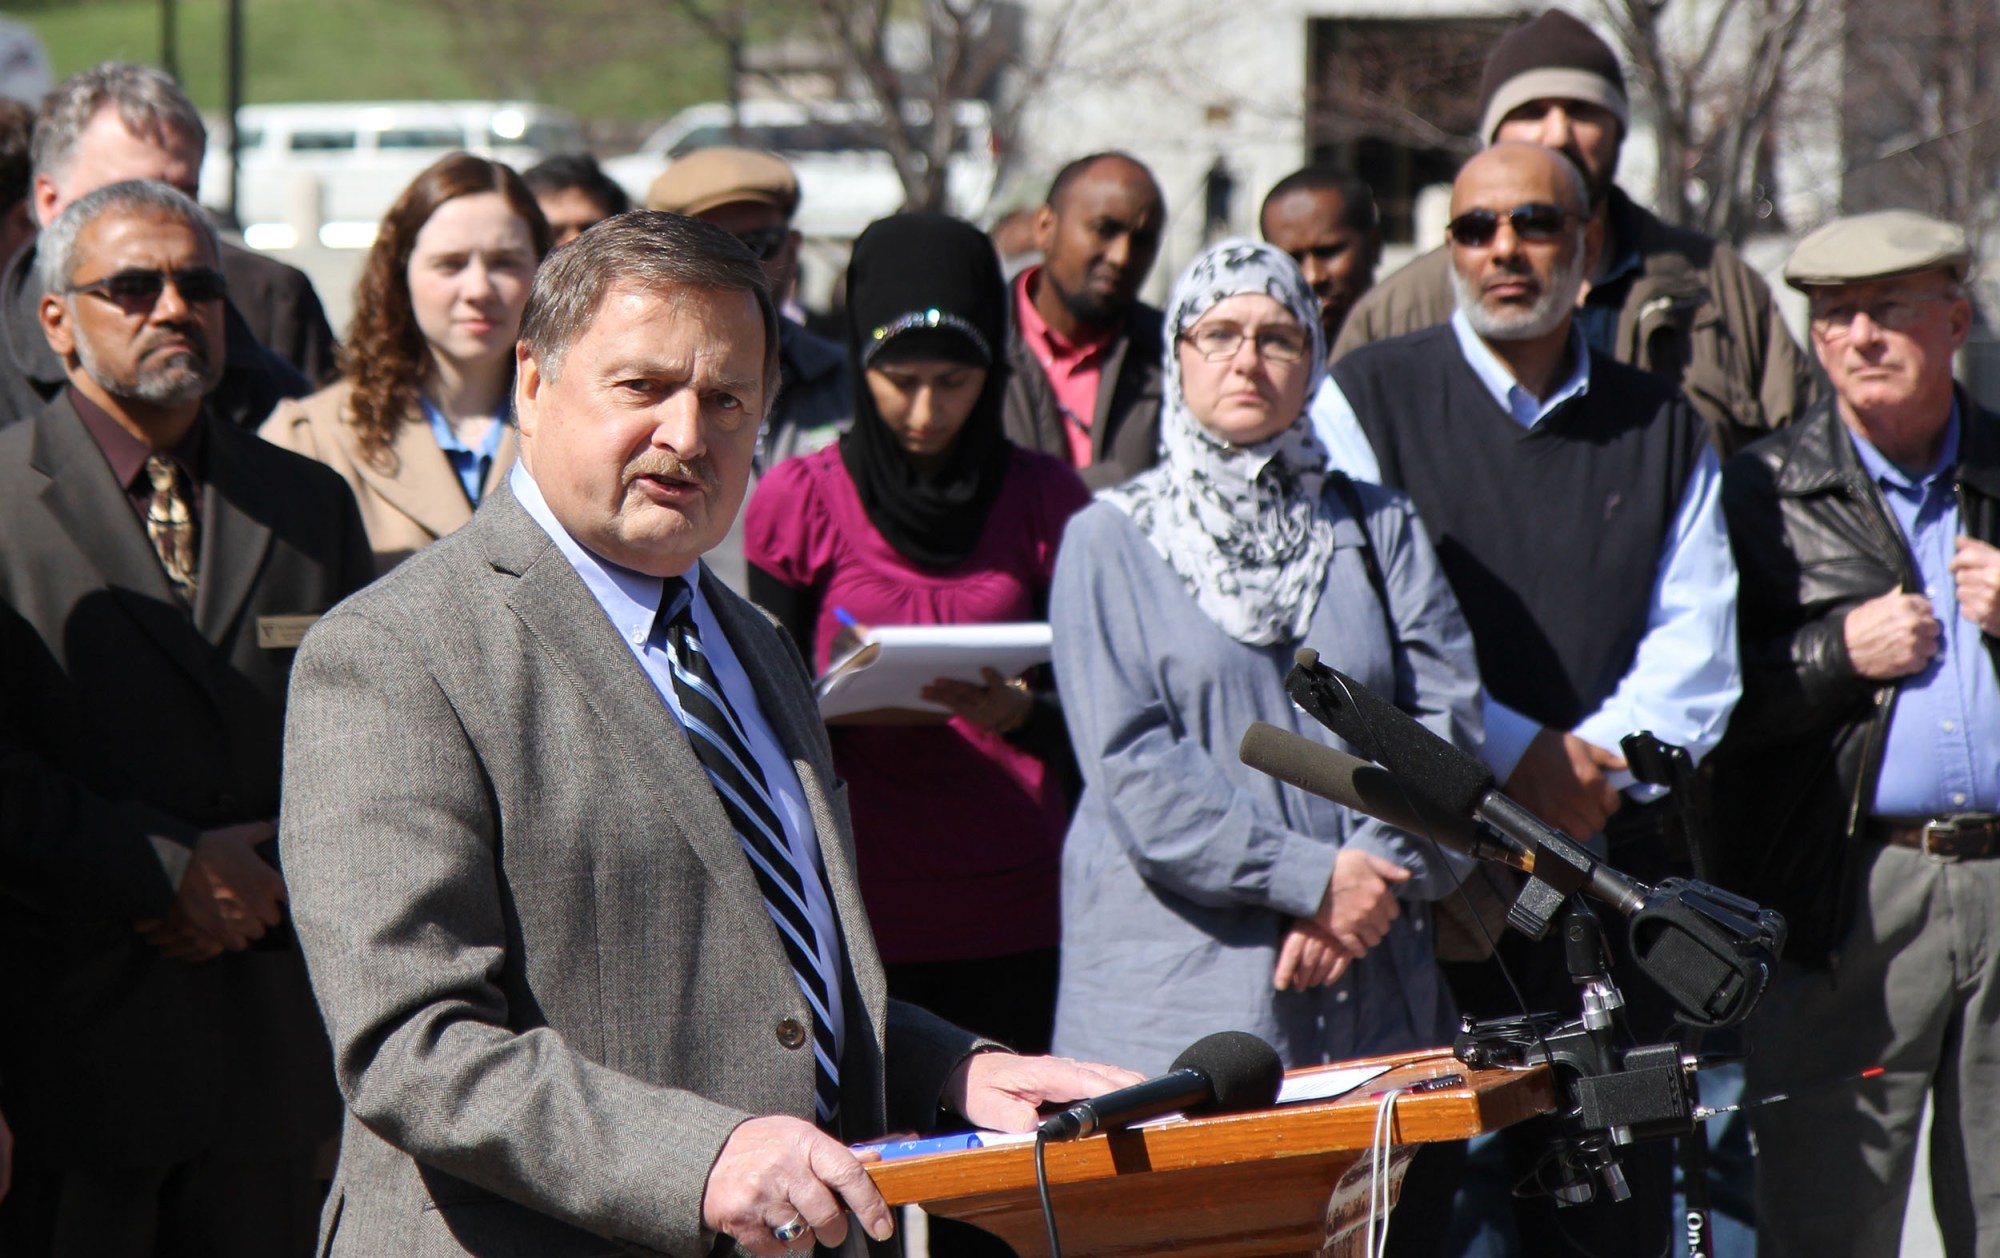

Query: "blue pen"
left=850, top=1132, right=985, bottom=1160
left=834, top=606, right=860, bottom=630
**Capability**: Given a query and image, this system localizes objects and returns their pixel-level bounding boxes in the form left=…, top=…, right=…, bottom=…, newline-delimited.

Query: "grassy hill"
left=10, top=0, right=728, bottom=128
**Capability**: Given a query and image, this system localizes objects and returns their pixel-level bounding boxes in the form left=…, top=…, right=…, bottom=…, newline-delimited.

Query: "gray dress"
left=1049, top=480, right=1482, bottom=1075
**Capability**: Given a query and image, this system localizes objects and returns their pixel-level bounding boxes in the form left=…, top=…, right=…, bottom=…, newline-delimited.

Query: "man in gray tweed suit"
left=280, top=212, right=1133, bottom=1257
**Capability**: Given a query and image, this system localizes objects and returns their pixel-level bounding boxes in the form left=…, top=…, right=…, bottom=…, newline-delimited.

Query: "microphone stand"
left=1280, top=649, right=1784, bottom=1223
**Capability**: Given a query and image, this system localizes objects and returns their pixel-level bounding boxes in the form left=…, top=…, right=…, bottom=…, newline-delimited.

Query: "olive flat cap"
left=646, top=147, right=799, bottom=218
left=1784, top=210, right=1972, bottom=290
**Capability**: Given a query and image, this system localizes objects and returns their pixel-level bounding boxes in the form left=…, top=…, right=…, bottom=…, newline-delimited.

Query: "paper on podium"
left=815, top=622, right=1053, bottom=721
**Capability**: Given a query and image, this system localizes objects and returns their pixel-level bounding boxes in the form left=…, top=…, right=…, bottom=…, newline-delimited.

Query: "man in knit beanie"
left=1323, top=7, right=1812, bottom=459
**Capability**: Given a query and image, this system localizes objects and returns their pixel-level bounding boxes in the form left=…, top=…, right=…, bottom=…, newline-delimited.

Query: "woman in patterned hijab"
left=1047, top=236, right=1482, bottom=1099
left=1101, top=238, right=1335, bottom=645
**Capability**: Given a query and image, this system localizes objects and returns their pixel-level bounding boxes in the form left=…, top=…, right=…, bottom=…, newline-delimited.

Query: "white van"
left=199, top=101, right=583, bottom=248
left=601, top=98, right=998, bottom=238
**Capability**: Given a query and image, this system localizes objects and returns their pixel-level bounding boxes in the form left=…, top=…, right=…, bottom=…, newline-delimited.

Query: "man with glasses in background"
left=1712, top=212, right=2000, bottom=1257
left=647, top=147, right=848, bottom=470
left=0, top=179, right=370, bottom=1256
left=1320, top=142, right=1739, bottom=1257
left=1334, top=8, right=1811, bottom=458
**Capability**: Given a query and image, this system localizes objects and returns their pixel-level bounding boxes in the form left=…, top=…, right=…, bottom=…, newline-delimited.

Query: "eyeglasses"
left=1445, top=203, right=1578, bottom=248
left=1810, top=291, right=1956, bottom=339
left=66, top=267, right=228, bottom=310
left=1182, top=323, right=1310, bottom=363
left=733, top=226, right=789, bottom=261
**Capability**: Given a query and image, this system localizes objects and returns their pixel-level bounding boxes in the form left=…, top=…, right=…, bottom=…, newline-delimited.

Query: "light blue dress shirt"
left=1312, top=311, right=1741, bottom=791
left=509, top=462, right=847, bottom=1055
left=425, top=399, right=511, bottom=504
left=1848, top=410, right=2000, bottom=816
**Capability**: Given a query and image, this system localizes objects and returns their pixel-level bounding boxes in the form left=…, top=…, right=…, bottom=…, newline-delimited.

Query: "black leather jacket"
left=1712, top=391, right=2000, bottom=965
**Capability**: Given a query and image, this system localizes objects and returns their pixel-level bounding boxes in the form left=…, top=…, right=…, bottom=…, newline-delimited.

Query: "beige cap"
left=645, top=147, right=799, bottom=217
left=1784, top=210, right=1972, bottom=291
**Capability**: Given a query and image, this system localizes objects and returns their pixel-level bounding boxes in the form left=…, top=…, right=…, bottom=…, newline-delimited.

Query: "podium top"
left=867, top=1048, right=1554, bottom=1207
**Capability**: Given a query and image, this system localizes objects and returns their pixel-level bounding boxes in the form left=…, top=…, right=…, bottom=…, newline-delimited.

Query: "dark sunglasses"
left=1445, top=203, right=1577, bottom=248
left=66, top=267, right=229, bottom=308
left=733, top=226, right=789, bottom=261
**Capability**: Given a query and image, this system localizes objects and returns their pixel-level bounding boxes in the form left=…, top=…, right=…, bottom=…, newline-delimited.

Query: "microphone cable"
left=1034, top=1129, right=1063, bottom=1258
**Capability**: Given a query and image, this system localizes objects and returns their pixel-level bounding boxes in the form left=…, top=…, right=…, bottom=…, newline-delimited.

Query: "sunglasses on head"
left=1445, top=203, right=1577, bottom=248
left=733, top=226, right=789, bottom=261
left=66, top=267, right=229, bottom=309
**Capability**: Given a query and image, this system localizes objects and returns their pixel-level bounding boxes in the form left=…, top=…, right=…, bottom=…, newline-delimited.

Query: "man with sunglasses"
left=1331, top=8, right=1810, bottom=458
left=1710, top=212, right=2000, bottom=1257
left=0, top=179, right=371, bottom=1255
left=647, top=147, right=849, bottom=473
left=0, top=62, right=333, bottom=431
left=1323, top=142, right=1736, bottom=1257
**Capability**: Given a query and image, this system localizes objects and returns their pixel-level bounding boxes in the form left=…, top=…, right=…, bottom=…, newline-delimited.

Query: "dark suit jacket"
left=0, top=392, right=373, bottom=1170
left=0, top=240, right=311, bottom=431
left=282, top=483, right=981, bottom=1256
left=221, top=241, right=341, bottom=386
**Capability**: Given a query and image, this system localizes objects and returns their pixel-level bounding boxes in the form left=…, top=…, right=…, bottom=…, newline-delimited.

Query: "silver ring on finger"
left=774, top=1213, right=810, bottom=1245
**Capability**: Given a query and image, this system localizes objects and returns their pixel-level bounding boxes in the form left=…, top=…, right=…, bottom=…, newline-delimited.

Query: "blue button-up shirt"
left=425, top=399, right=511, bottom=504
left=1849, top=410, right=2000, bottom=815
left=508, top=462, right=848, bottom=1055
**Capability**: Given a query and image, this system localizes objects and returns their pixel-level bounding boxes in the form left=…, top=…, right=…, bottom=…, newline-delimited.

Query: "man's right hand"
left=1844, top=591, right=1941, bottom=680
left=702, top=1115, right=893, bottom=1256
left=1503, top=727, right=1625, bottom=838
left=136, top=820, right=285, bottom=955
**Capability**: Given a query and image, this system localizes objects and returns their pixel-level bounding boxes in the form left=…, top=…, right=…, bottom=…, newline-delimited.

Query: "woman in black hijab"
left=743, top=213, right=1089, bottom=1131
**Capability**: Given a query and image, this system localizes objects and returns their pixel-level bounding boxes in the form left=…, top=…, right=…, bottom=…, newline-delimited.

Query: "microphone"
left=1037, top=1031, right=1282, bottom=1141
left=1270, top=653, right=1644, bottom=917
left=1236, top=722, right=1532, bottom=874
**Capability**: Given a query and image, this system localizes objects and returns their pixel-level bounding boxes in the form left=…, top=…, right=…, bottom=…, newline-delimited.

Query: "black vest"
left=1333, top=324, right=1706, bottom=730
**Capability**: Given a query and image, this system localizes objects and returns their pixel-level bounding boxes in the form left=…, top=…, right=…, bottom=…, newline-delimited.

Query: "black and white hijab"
left=1102, top=239, right=1335, bottom=646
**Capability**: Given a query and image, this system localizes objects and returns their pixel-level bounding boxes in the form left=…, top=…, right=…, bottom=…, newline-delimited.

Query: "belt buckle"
left=1922, top=818, right=1963, bottom=863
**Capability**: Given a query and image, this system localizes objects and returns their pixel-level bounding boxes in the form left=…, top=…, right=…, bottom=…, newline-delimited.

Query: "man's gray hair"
left=519, top=210, right=780, bottom=396
left=33, top=62, right=206, bottom=183
left=39, top=179, right=219, bottom=297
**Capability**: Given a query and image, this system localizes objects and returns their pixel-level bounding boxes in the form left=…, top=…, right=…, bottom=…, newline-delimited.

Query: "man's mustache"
left=625, top=453, right=719, bottom=489
left=137, top=328, right=211, bottom=363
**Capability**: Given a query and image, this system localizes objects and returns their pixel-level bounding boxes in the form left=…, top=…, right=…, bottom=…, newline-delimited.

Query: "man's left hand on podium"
left=944, top=1052, right=1144, bottom=1132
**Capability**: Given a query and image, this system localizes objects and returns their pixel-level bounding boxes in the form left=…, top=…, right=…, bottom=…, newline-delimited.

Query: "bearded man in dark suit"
left=0, top=178, right=372, bottom=1255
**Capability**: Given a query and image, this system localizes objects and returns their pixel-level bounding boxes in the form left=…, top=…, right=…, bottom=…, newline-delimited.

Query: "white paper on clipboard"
left=815, top=623, right=1052, bottom=720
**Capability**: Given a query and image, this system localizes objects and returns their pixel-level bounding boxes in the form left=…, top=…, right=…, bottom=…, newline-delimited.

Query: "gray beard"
left=75, top=334, right=213, bottom=407
left=1452, top=242, right=1588, bottom=342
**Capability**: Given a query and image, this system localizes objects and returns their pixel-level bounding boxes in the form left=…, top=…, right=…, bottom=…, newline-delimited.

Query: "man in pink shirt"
left=1003, top=152, right=1168, bottom=488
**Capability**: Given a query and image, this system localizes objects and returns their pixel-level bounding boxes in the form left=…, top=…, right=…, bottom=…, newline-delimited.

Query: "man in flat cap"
left=648, top=147, right=848, bottom=470
left=1328, top=8, right=1812, bottom=457
left=1710, top=210, right=2000, bottom=1255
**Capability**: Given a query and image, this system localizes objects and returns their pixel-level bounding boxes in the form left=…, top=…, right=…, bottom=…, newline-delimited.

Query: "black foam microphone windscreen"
left=1292, top=663, right=1495, bottom=819
left=1171, top=1030, right=1283, bottom=1115
left=1237, top=722, right=1479, bottom=849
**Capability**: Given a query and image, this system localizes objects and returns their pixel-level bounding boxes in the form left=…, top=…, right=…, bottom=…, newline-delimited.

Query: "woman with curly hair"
left=260, top=152, right=551, bottom=573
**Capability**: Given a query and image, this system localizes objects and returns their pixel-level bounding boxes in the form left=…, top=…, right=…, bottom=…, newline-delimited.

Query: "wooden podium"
left=866, top=1048, right=1554, bottom=1258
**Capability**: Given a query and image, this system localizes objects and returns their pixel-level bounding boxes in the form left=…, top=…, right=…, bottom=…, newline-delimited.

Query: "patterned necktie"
left=144, top=455, right=199, bottom=605
left=657, top=576, right=841, bottom=1125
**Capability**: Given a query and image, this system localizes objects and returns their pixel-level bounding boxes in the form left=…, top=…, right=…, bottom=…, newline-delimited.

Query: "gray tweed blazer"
left=282, top=481, right=977, bottom=1257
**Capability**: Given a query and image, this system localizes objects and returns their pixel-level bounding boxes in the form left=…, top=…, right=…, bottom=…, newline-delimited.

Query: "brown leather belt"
left=1871, top=815, right=2000, bottom=861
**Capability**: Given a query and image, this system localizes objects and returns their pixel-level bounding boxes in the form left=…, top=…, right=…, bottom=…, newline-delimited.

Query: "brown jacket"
left=260, top=380, right=518, bottom=576
left=1002, top=285, right=1167, bottom=490
left=1333, top=187, right=1814, bottom=457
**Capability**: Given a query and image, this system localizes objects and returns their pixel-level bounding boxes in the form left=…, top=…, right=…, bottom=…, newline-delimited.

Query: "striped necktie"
left=656, top=576, right=841, bottom=1125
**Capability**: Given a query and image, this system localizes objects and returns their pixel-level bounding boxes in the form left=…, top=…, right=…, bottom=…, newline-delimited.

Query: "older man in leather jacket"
left=1714, top=210, right=2000, bottom=1257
